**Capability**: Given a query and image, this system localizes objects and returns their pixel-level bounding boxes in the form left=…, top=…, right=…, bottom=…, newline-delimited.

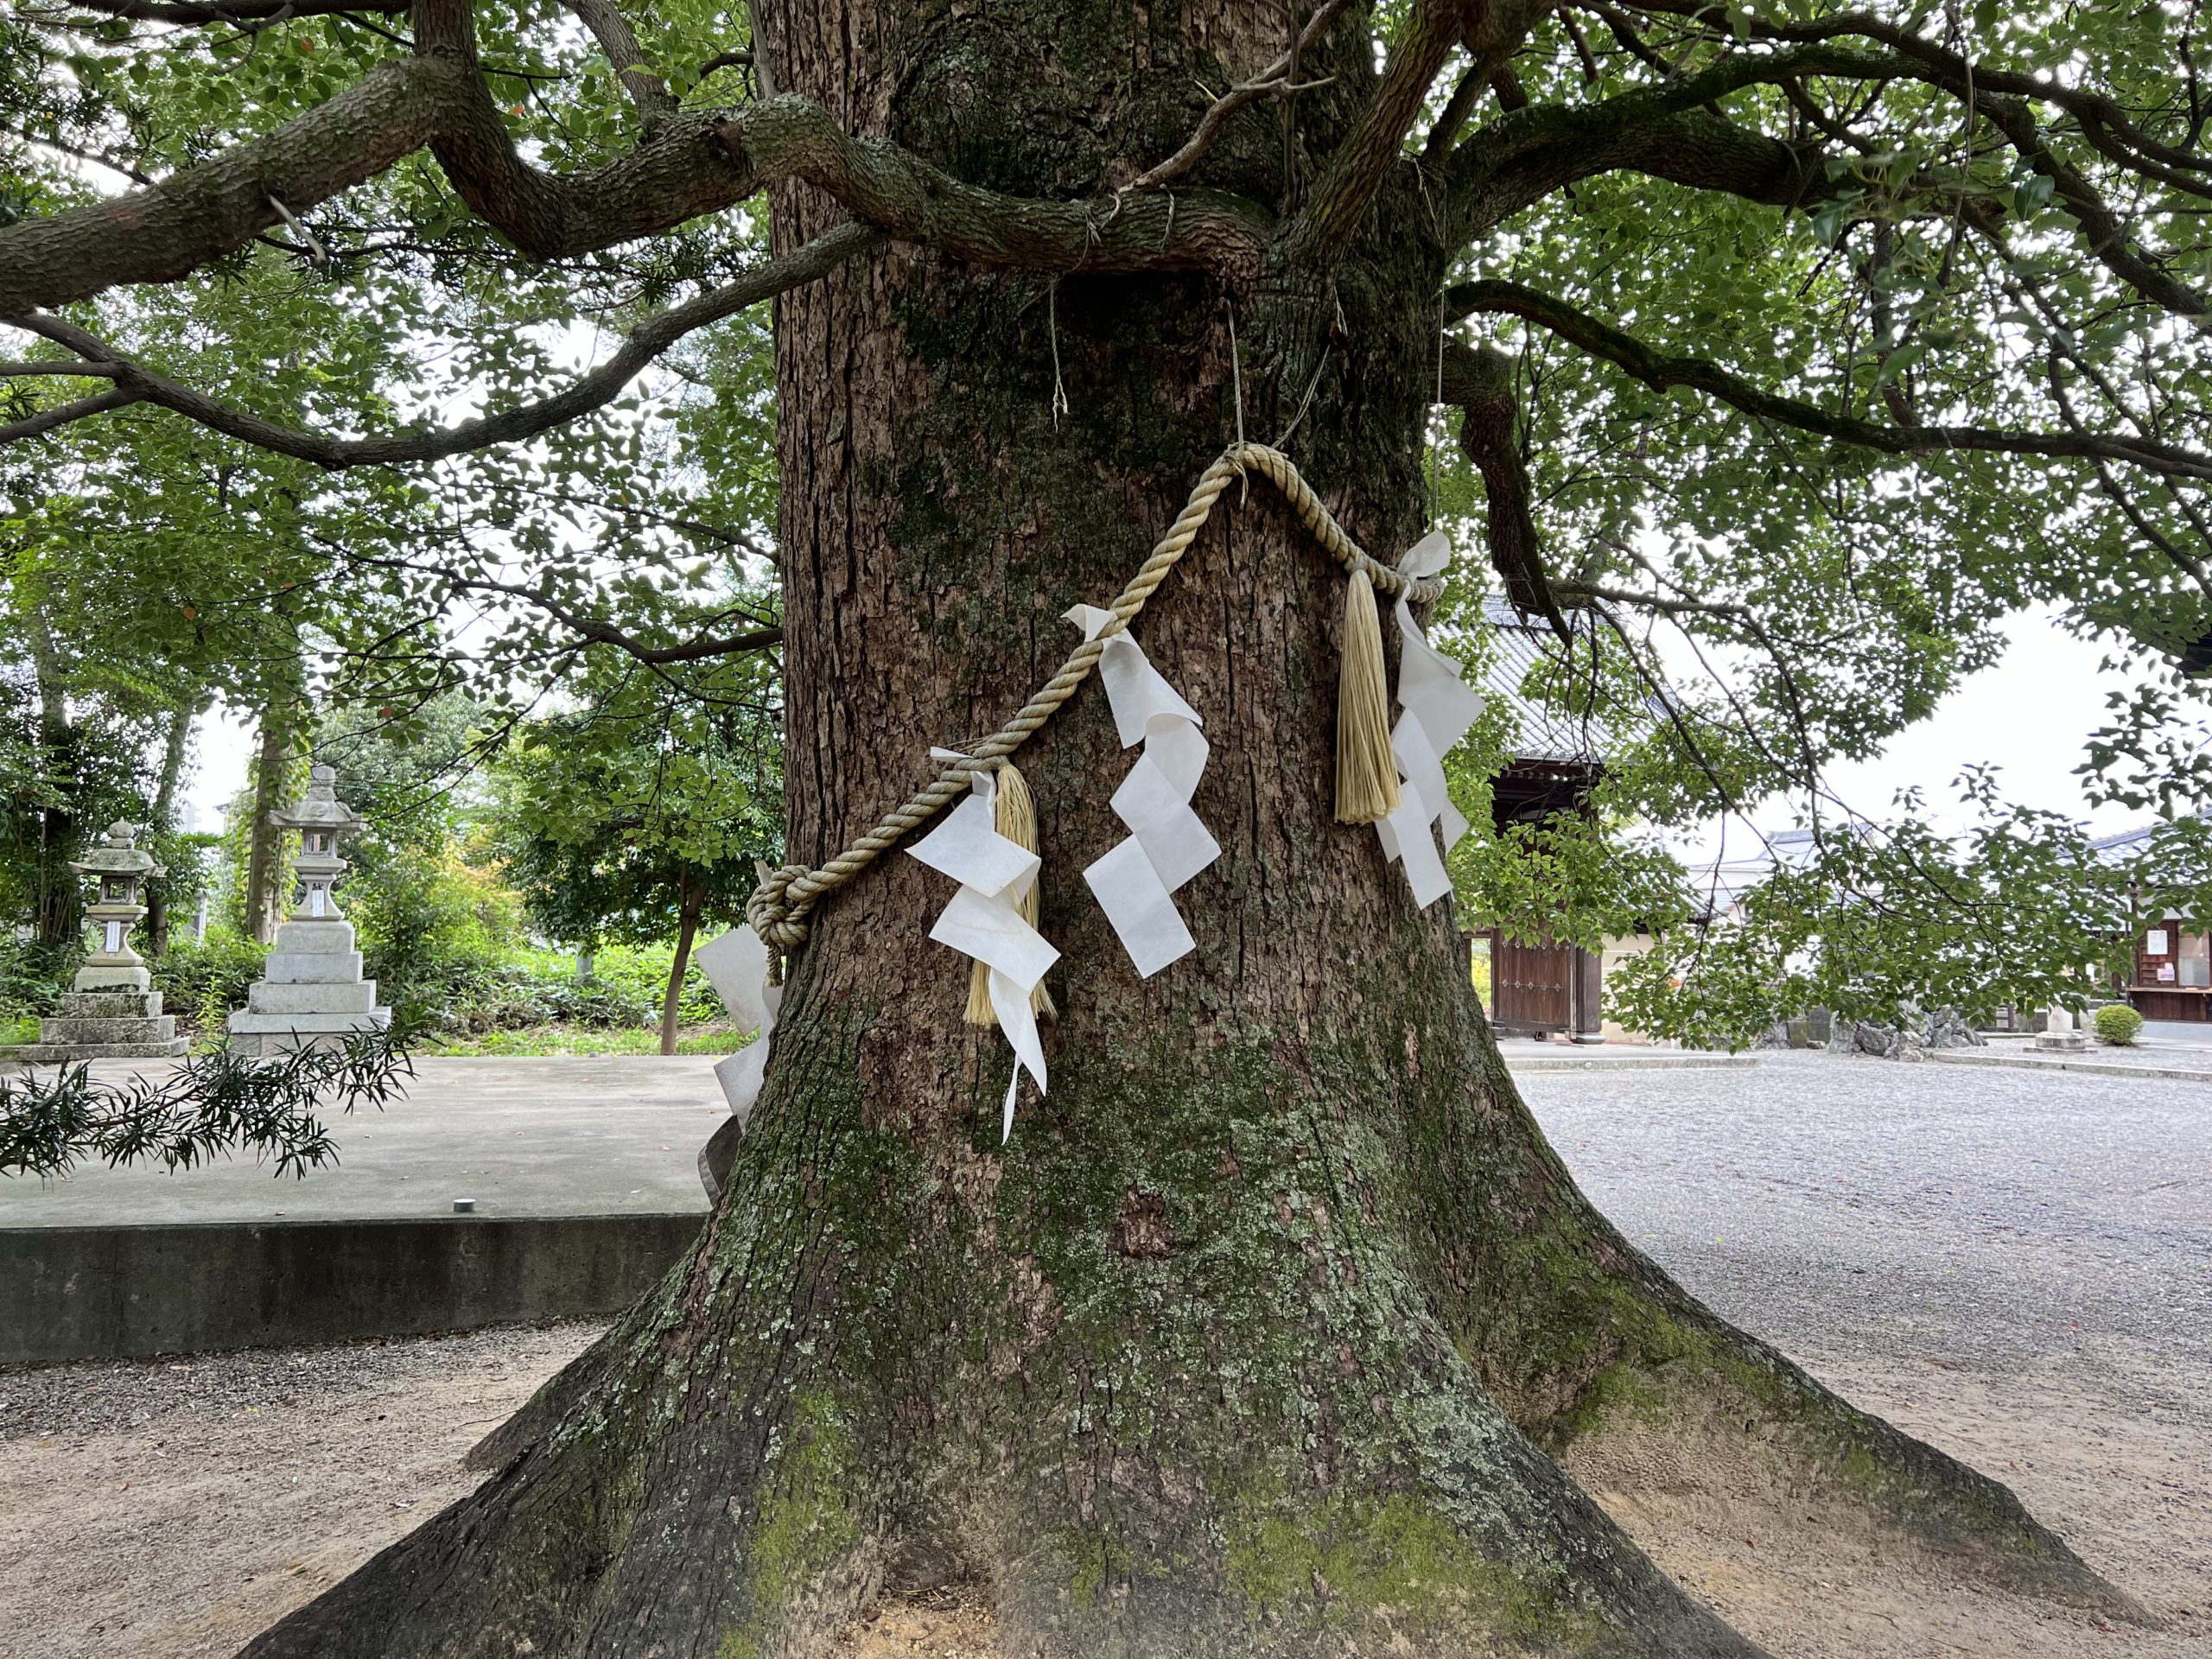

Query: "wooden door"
left=1483, top=930, right=1597, bottom=1036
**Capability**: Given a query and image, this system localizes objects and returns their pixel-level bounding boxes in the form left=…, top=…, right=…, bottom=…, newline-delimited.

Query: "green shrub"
left=154, top=933, right=270, bottom=1032
left=0, top=937, right=82, bottom=1022
left=2093, top=1003, right=2145, bottom=1046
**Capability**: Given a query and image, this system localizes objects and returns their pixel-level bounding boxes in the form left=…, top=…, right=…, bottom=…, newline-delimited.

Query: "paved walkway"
left=2, top=1048, right=1749, bottom=1229
left=0, top=1058, right=722, bottom=1227
left=1929, top=1018, right=2212, bottom=1082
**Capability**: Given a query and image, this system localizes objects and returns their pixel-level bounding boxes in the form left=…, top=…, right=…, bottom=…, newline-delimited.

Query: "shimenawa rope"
left=746, top=441, right=1445, bottom=976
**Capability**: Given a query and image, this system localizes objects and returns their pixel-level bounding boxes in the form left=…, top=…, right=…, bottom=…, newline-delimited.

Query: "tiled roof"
left=2089, top=824, right=2156, bottom=861
left=1468, top=594, right=1611, bottom=765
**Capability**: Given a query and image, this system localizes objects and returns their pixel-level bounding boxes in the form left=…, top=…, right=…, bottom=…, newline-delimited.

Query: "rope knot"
left=747, top=864, right=815, bottom=966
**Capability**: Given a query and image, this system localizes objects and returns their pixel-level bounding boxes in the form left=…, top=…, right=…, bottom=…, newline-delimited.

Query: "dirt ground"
left=0, top=1323, right=2203, bottom=1658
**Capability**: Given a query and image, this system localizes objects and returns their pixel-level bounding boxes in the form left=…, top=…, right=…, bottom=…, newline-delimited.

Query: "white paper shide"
left=1373, top=532, right=1484, bottom=907
left=907, top=769, right=1061, bottom=1140
left=695, top=921, right=783, bottom=1129
left=1065, top=604, right=1222, bottom=979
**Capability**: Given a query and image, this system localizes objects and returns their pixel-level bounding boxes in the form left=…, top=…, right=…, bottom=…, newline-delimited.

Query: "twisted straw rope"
left=747, top=442, right=1445, bottom=960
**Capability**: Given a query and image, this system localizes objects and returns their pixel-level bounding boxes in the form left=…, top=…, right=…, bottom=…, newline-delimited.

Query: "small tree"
left=493, top=653, right=780, bottom=1053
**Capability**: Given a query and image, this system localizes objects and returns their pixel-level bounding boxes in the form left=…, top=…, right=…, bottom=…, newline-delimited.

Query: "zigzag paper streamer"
left=1065, top=604, right=1222, bottom=978
left=907, top=771, right=1060, bottom=1140
left=1373, top=532, right=1484, bottom=907
left=695, top=922, right=782, bottom=1131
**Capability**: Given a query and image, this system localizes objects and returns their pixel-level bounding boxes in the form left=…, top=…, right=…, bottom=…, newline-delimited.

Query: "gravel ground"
left=1520, top=1046, right=2212, bottom=1374
left=1, top=1050, right=2204, bottom=1657
left=1521, top=1048, right=2212, bottom=1656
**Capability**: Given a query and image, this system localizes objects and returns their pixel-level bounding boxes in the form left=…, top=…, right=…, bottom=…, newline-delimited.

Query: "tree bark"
left=143, top=701, right=195, bottom=958
left=242, top=691, right=301, bottom=944
left=661, top=880, right=702, bottom=1057
left=247, top=3, right=2131, bottom=1654
left=27, top=613, right=82, bottom=951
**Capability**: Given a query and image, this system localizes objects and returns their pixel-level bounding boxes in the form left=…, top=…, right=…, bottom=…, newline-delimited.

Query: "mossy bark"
left=246, top=3, right=2127, bottom=1654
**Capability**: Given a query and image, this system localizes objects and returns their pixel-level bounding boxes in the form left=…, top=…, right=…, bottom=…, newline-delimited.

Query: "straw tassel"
left=967, top=761, right=1058, bottom=1025
left=1334, top=567, right=1401, bottom=823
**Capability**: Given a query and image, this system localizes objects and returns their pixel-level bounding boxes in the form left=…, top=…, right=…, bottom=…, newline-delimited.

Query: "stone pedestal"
left=2036, top=1004, right=2089, bottom=1052
left=227, top=918, right=391, bottom=1056
left=16, top=973, right=189, bottom=1065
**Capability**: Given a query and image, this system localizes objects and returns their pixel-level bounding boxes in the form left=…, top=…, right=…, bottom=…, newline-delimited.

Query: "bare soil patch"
left=0, top=1325, right=2202, bottom=1657
left=0, top=1323, right=601, bottom=1659
left=1592, top=1344, right=2211, bottom=1659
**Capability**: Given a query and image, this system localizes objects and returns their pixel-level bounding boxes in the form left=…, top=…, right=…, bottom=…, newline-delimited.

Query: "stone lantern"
left=228, top=766, right=391, bottom=1056
left=271, top=765, right=365, bottom=921
left=14, top=823, right=188, bottom=1064
left=77, top=820, right=159, bottom=981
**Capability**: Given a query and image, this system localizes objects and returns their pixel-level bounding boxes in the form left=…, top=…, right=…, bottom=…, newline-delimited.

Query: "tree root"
left=1424, top=1039, right=2152, bottom=1625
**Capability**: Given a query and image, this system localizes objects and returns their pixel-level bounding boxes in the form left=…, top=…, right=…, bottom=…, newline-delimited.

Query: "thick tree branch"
left=0, top=56, right=456, bottom=315
left=0, top=387, right=139, bottom=442
left=1292, top=0, right=1478, bottom=264
left=1443, top=43, right=1930, bottom=237
left=1438, top=335, right=1568, bottom=634
left=717, top=99, right=1271, bottom=276
left=0, top=222, right=881, bottom=465
left=1450, top=278, right=2212, bottom=481
left=0, top=359, right=121, bottom=377
left=0, top=60, right=1267, bottom=320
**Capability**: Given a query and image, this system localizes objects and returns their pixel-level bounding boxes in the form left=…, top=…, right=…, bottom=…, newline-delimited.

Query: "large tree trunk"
left=248, top=4, right=2130, bottom=1654
left=242, top=689, right=301, bottom=944
left=143, top=700, right=196, bottom=958
left=27, top=613, right=82, bottom=950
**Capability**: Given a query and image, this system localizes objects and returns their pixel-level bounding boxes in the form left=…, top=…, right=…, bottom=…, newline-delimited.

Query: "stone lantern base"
left=226, top=918, right=392, bottom=1057
left=16, top=965, right=190, bottom=1065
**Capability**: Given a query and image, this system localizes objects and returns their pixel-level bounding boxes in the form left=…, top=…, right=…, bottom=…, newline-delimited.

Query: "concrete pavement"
left=0, top=1056, right=723, bottom=1229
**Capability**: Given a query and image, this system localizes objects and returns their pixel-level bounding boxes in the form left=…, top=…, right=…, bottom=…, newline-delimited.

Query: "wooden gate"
left=1478, top=929, right=1602, bottom=1039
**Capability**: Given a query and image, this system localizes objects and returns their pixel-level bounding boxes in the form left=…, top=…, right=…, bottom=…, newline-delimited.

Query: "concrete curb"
left=1508, top=1055, right=1761, bottom=1073
left=1924, top=1050, right=2212, bottom=1085
left=0, top=1212, right=706, bottom=1366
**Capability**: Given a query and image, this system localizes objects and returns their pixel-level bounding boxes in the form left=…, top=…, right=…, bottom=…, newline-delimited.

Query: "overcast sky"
left=1671, top=604, right=2157, bottom=867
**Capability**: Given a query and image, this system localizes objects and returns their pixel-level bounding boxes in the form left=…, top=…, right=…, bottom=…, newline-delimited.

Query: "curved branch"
left=0, top=387, right=138, bottom=443
left=1444, top=43, right=1921, bottom=236
left=1293, top=0, right=1476, bottom=262
left=718, top=99, right=1270, bottom=276
left=1438, top=335, right=1567, bottom=635
left=1126, top=0, right=1354, bottom=194
left=1620, top=1, right=2212, bottom=176
left=0, top=61, right=1267, bottom=321
left=1554, top=11, right=2212, bottom=320
left=1450, top=278, right=2212, bottom=481
left=0, top=222, right=881, bottom=466
left=0, top=55, right=457, bottom=315
left=353, top=558, right=783, bottom=664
